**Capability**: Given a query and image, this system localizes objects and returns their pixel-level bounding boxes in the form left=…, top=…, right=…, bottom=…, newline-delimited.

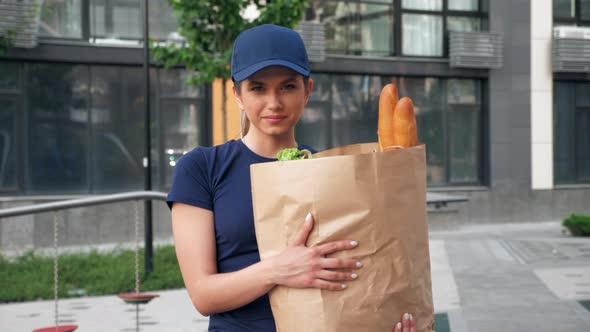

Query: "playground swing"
left=32, top=212, right=78, bottom=332
left=117, top=201, right=159, bottom=331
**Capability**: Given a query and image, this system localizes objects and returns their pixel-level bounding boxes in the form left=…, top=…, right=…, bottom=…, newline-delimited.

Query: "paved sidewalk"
left=2, top=221, right=590, bottom=331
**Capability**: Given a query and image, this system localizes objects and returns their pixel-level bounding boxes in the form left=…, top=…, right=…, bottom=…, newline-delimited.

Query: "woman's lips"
left=263, top=115, right=286, bottom=124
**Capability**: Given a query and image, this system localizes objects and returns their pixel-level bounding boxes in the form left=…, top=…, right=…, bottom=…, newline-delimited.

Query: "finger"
left=315, top=270, right=358, bottom=282
left=410, top=313, right=416, bottom=332
left=401, top=313, right=411, bottom=332
left=315, top=239, right=358, bottom=256
left=311, top=279, right=348, bottom=291
left=393, top=322, right=402, bottom=332
left=289, top=213, right=314, bottom=246
left=321, top=257, right=363, bottom=270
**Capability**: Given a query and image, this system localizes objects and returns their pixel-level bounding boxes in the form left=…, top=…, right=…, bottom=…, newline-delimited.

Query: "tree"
left=151, top=0, right=309, bottom=141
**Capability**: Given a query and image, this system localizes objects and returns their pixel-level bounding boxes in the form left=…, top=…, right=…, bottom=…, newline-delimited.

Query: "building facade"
left=0, top=0, right=589, bottom=251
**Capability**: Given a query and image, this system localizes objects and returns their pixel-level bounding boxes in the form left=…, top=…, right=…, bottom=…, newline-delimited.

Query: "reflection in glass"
left=447, top=16, right=481, bottom=32
left=360, top=3, right=394, bottom=56
left=305, top=1, right=393, bottom=56
left=553, top=0, right=576, bottom=18
left=402, top=0, right=442, bottom=11
left=298, top=74, right=331, bottom=150
left=91, top=0, right=142, bottom=42
left=448, top=80, right=480, bottom=183
left=400, top=77, right=446, bottom=185
left=448, top=0, right=478, bottom=11
left=0, top=99, right=16, bottom=189
left=90, top=66, right=144, bottom=192
left=149, top=0, right=180, bottom=41
left=160, top=101, right=202, bottom=188
left=331, top=74, right=381, bottom=147
left=0, top=63, right=18, bottom=90
left=583, top=0, right=590, bottom=19
left=402, top=14, right=443, bottom=56
left=26, top=64, right=89, bottom=193
left=39, top=0, right=82, bottom=38
left=159, top=70, right=201, bottom=98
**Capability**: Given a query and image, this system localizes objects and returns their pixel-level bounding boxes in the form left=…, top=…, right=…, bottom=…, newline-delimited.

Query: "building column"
left=530, top=0, right=554, bottom=190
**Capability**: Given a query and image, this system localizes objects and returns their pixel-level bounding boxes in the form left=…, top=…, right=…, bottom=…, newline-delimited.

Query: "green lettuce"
left=277, top=148, right=312, bottom=161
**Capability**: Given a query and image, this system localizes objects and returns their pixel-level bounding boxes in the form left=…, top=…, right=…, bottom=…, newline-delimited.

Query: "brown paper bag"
left=250, top=143, right=434, bottom=332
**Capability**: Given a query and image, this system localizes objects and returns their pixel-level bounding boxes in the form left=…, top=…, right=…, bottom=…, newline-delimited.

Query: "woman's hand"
left=393, top=313, right=415, bottom=332
left=267, top=213, right=362, bottom=290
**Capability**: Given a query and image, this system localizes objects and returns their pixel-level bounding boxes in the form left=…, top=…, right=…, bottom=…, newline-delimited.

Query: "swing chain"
left=134, top=201, right=140, bottom=294
left=53, top=211, right=59, bottom=328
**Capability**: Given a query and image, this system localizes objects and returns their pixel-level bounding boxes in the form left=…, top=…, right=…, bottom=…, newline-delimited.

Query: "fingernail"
left=396, top=322, right=402, bottom=330
left=350, top=240, right=358, bottom=247
left=403, top=313, right=410, bottom=321
left=305, top=213, right=312, bottom=223
left=341, top=284, right=347, bottom=289
left=351, top=273, right=358, bottom=279
left=409, top=314, right=414, bottom=321
left=356, top=261, right=363, bottom=268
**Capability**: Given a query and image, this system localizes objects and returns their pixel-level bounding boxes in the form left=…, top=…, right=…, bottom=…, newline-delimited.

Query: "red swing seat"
left=33, top=325, right=78, bottom=332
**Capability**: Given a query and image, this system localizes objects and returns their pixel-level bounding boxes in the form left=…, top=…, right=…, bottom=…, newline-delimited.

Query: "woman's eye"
left=283, top=84, right=296, bottom=90
left=251, top=86, right=263, bottom=92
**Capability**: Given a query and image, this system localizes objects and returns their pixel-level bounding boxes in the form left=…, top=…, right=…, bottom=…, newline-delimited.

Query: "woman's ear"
left=232, top=84, right=244, bottom=110
left=304, top=78, right=314, bottom=105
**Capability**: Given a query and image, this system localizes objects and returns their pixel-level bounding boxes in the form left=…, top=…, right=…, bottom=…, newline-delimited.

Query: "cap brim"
left=232, top=59, right=310, bottom=82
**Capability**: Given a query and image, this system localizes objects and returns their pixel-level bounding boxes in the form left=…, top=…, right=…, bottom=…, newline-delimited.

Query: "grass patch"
left=0, top=245, right=184, bottom=303
left=562, top=213, right=590, bottom=236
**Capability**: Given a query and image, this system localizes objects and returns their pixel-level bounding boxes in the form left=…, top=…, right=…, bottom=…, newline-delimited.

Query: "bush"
left=562, top=213, right=590, bottom=236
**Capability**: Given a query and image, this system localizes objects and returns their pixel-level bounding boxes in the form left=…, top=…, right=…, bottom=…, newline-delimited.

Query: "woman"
left=167, top=24, right=415, bottom=332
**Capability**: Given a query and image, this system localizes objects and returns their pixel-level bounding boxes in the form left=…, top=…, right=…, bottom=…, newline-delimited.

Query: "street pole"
left=142, top=0, right=153, bottom=277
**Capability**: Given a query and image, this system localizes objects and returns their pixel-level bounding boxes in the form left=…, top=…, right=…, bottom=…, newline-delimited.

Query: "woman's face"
left=234, top=66, right=313, bottom=139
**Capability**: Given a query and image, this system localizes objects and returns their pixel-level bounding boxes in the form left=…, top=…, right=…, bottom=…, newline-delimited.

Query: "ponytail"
left=240, top=109, right=250, bottom=138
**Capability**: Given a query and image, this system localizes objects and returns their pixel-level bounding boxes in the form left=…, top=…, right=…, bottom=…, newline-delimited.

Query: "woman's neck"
left=242, top=130, right=298, bottom=159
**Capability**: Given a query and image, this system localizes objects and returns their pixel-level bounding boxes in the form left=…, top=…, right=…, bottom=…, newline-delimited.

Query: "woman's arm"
left=171, top=202, right=361, bottom=316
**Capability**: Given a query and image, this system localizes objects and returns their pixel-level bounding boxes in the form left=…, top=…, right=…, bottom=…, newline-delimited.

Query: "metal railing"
left=0, top=191, right=168, bottom=276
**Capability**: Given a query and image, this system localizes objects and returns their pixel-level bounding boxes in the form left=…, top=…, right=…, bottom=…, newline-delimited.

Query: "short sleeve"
left=166, top=149, right=213, bottom=211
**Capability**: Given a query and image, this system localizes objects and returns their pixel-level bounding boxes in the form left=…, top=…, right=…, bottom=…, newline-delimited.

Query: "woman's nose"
left=266, top=91, right=283, bottom=109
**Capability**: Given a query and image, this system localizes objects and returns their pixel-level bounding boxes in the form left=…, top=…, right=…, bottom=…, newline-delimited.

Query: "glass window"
left=330, top=74, right=381, bottom=147
left=159, top=70, right=201, bottom=98
left=448, top=0, right=479, bottom=11
left=402, top=14, right=443, bottom=56
left=305, top=1, right=394, bottom=56
left=149, top=0, right=180, bottom=41
left=298, top=74, right=332, bottom=151
left=90, top=0, right=142, bottom=41
left=39, top=0, right=82, bottom=38
left=554, top=81, right=590, bottom=184
left=400, top=77, right=446, bottom=185
left=402, top=0, right=442, bottom=11
left=360, top=2, right=394, bottom=56
left=0, top=98, right=17, bottom=189
left=160, top=100, right=203, bottom=189
left=26, top=64, right=89, bottom=193
left=447, top=79, right=480, bottom=183
left=447, top=16, right=481, bottom=32
left=0, top=63, right=18, bottom=90
left=154, top=69, right=208, bottom=190
left=553, top=0, right=576, bottom=18
left=581, top=0, right=590, bottom=20
left=90, top=66, right=144, bottom=192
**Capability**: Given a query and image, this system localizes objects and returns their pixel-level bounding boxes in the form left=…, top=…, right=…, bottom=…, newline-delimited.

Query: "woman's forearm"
left=188, top=259, right=275, bottom=316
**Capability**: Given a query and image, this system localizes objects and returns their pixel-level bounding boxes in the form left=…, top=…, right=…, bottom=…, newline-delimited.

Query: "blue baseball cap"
left=231, top=24, right=310, bottom=82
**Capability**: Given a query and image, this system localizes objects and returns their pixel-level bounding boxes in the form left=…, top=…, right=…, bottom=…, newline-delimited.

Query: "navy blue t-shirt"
left=167, top=139, right=315, bottom=332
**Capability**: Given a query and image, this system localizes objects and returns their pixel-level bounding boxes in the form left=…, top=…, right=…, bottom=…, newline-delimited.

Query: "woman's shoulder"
left=176, top=140, right=241, bottom=170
